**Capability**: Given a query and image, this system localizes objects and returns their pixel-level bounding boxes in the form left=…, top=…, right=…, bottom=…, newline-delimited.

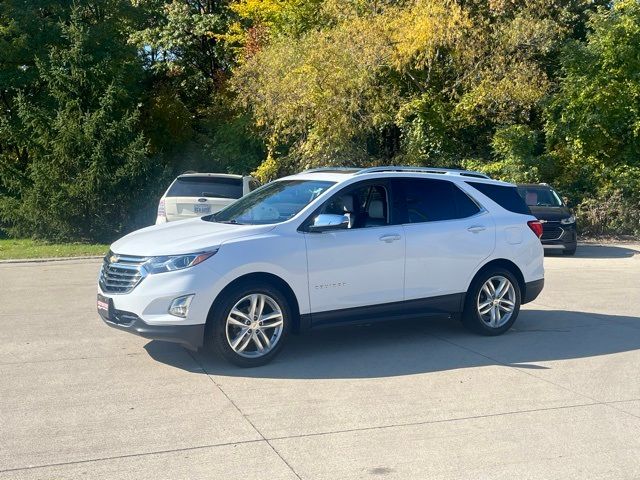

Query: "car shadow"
left=545, top=243, right=638, bottom=259
left=144, top=309, right=640, bottom=379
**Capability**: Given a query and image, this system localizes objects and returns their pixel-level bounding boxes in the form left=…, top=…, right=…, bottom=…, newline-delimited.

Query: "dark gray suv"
left=517, top=183, right=577, bottom=255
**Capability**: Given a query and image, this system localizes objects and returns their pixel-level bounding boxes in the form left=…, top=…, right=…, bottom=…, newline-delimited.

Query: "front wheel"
left=209, top=282, right=291, bottom=367
left=462, top=269, right=521, bottom=336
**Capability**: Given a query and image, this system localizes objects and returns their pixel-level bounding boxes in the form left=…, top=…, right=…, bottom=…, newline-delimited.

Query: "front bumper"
left=96, top=259, right=224, bottom=350
left=541, top=222, right=577, bottom=251
left=98, top=305, right=205, bottom=351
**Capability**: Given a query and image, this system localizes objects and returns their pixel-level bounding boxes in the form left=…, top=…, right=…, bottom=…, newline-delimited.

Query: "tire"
left=462, top=268, right=521, bottom=336
left=563, top=246, right=576, bottom=256
left=208, top=281, right=291, bottom=367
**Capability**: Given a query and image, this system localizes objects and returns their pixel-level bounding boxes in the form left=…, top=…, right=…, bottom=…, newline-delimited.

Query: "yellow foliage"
left=252, top=154, right=280, bottom=182
left=231, top=0, right=287, bottom=24
left=386, top=0, right=471, bottom=70
left=233, top=0, right=564, bottom=167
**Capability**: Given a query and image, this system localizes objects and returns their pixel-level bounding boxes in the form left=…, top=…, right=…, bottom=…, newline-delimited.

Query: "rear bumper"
left=99, top=309, right=205, bottom=351
left=523, top=278, right=544, bottom=304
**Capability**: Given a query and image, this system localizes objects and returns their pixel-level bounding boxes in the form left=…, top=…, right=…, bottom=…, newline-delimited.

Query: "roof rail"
left=354, top=166, right=491, bottom=179
left=300, top=167, right=362, bottom=174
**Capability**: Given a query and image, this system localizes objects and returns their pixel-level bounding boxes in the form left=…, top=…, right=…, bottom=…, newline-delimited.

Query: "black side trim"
left=301, top=293, right=465, bottom=329
left=100, top=310, right=205, bottom=351
left=523, top=278, right=544, bottom=304
left=299, top=312, right=313, bottom=332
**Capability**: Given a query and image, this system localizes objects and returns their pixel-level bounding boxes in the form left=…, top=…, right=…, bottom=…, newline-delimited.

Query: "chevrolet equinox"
left=97, top=167, right=544, bottom=367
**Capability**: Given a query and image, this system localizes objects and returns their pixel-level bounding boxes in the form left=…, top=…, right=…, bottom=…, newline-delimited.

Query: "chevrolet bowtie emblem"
left=109, top=254, right=119, bottom=263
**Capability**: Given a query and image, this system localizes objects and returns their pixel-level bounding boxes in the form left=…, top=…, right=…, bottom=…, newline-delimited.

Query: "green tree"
left=130, top=0, right=265, bottom=174
left=546, top=0, right=640, bottom=172
left=0, top=1, right=69, bottom=196
left=544, top=0, right=640, bottom=234
left=465, top=125, right=542, bottom=182
left=0, top=3, right=156, bottom=241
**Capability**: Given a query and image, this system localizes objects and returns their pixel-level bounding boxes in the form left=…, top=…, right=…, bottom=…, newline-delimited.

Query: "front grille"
left=541, top=223, right=563, bottom=241
left=99, top=252, right=147, bottom=294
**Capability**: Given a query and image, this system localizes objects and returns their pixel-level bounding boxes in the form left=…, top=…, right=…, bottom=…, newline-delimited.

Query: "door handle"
left=467, top=225, right=486, bottom=233
left=379, top=234, right=401, bottom=243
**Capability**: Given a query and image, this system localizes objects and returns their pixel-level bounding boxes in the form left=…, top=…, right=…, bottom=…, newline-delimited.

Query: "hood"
left=110, top=218, right=275, bottom=257
left=528, top=205, right=573, bottom=222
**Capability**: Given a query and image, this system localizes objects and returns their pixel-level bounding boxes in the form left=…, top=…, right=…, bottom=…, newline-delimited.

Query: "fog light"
left=169, top=295, right=194, bottom=318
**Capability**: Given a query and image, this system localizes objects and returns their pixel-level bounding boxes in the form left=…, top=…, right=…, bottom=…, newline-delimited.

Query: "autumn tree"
left=231, top=0, right=596, bottom=179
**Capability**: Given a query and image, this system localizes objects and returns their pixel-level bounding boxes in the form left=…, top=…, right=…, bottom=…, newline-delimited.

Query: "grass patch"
left=0, top=239, right=109, bottom=260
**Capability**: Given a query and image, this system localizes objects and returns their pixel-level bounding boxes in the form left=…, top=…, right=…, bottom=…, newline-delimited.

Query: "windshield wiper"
left=216, top=219, right=244, bottom=225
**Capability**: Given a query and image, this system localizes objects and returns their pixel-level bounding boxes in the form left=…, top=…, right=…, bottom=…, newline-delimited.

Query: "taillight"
left=157, top=198, right=166, bottom=218
left=527, top=220, right=543, bottom=239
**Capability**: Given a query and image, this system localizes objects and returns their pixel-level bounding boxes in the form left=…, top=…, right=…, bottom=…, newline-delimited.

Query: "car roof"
left=281, top=166, right=514, bottom=186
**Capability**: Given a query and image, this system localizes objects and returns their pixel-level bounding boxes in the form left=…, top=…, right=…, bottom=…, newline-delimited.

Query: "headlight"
left=560, top=215, right=576, bottom=225
left=144, top=250, right=218, bottom=274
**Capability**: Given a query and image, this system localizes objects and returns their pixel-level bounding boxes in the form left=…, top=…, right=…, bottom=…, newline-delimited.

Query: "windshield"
left=211, top=180, right=335, bottom=225
left=517, top=186, right=563, bottom=207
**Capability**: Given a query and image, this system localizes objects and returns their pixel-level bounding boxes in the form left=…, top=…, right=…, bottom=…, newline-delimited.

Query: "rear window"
left=466, top=182, right=530, bottom=215
left=167, top=176, right=243, bottom=199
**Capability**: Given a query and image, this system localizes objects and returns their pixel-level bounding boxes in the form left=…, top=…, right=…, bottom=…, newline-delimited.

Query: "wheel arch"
left=469, top=258, right=526, bottom=299
left=205, top=272, right=302, bottom=337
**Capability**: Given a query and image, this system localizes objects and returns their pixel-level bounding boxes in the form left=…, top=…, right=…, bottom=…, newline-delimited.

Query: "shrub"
left=577, top=190, right=640, bottom=237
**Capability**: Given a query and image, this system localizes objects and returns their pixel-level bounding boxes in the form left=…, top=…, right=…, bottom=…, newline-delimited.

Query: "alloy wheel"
left=476, top=275, right=516, bottom=328
left=225, top=293, right=284, bottom=358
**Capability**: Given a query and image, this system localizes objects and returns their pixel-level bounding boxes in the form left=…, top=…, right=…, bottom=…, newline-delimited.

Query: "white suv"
left=156, top=173, right=259, bottom=224
left=98, top=167, right=544, bottom=367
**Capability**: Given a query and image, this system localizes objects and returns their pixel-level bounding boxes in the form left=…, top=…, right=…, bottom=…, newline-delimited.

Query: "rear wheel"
left=462, top=268, right=521, bottom=335
left=209, top=281, right=291, bottom=367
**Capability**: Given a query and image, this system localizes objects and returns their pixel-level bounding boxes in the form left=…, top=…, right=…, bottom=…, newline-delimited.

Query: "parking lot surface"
left=1, top=243, right=640, bottom=479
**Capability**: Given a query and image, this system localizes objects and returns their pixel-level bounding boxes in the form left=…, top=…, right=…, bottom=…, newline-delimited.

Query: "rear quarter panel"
left=465, top=210, right=544, bottom=289
left=456, top=182, right=544, bottom=289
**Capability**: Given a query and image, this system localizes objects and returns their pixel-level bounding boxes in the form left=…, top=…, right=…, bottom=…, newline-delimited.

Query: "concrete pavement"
left=1, top=243, right=639, bottom=479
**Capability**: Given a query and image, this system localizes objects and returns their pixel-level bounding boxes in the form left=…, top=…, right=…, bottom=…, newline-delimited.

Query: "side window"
left=452, top=185, right=481, bottom=218
left=394, top=178, right=457, bottom=223
left=466, top=182, right=530, bottom=215
left=322, top=183, right=389, bottom=228
left=393, top=178, right=480, bottom=223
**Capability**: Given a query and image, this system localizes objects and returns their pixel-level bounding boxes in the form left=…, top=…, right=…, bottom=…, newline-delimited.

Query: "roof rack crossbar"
left=354, top=166, right=491, bottom=179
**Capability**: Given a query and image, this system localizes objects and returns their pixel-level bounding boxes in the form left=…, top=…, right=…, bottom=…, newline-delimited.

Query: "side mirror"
left=308, top=214, right=350, bottom=232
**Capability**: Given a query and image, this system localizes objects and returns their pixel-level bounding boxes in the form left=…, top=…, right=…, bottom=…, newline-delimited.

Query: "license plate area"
left=194, top=204, right=211, bottom=214
left=97, top=294, right=114, bottom=320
